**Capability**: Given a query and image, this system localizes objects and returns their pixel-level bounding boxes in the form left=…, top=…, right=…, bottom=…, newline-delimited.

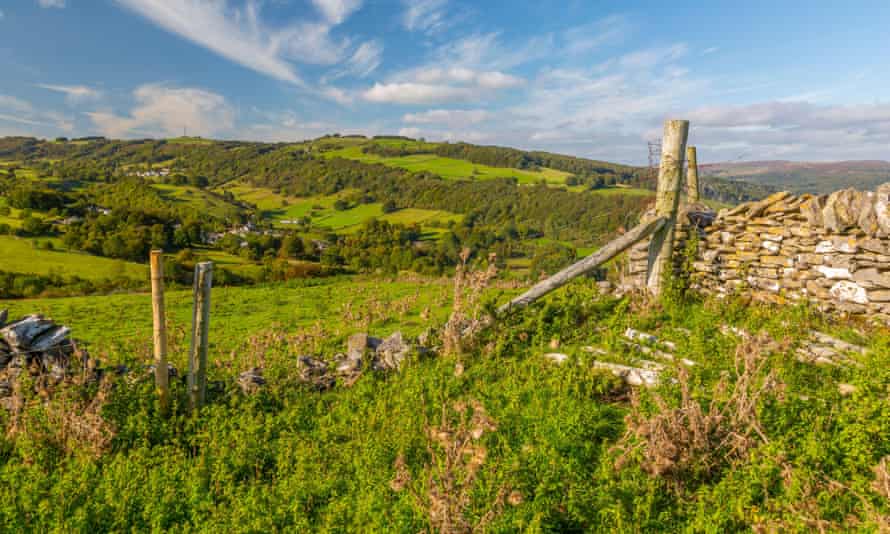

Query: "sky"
left=1, top=0, right=890, bottom=164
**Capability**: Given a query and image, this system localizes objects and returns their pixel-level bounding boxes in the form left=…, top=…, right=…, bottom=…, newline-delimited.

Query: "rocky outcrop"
left=0, top=313, right=81, bottom=384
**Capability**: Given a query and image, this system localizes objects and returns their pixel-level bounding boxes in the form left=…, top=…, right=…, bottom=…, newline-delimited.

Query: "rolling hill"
left=700, top=159, right=890, bottom=195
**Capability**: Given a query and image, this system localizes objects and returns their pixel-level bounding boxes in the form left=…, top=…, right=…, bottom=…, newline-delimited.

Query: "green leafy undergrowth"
left=0, top=279, right=888, bottom=532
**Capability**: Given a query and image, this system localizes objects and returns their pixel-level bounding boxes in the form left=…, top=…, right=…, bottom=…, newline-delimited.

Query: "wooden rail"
left=498, top=216, right=668, bottom=313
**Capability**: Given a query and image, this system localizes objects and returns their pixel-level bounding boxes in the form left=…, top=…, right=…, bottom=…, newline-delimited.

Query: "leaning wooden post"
left=686, top=145, right=700, bottom=203
left=188, top=262, right=213, bottom=411
left=646, top=120, right=689, bottom=296
left=149, top=250, right=170, bottom=415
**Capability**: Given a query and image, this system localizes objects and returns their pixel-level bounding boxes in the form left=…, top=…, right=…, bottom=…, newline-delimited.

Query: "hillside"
left=701, top=159, right=890, bottom=194
left=1, top=276, right=888, bottom=531
left=0, top=135, right=657, bottom=298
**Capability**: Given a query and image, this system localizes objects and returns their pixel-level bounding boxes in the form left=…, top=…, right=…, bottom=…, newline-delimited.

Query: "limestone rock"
left=1, top=315, right=56, bottom=351
left=816, top=266, right=852, bottom=280
left=801, top=195, right=826, bottom=227
left=852, top=268, right=890, bottom=288
left=822, top=189, right=858, bottom=232
left=875, top=183, right=890, bottom=235
left=829, top=281, right=869, bottom=304
left=867, top=290, right=890, bottom=302
left=857, top=191, right=879, bottom=235
left=237, top=368, right=266, bottom=394
left=298, top=356, right=335, bottom=390
left=374, top=331, right=410, bottom=371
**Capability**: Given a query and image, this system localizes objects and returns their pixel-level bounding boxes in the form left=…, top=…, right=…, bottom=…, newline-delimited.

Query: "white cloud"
left=0, top=9, right=5, bottom=19
left=323, top=40, right=383, bottom=82
left=114, top=0, right=353, bottom=87
left=398, top=126, right=422, bottom=138
left=364, top=33, right=528, bottom=105
left=402, top=0, right=449, bottom=34
left=0, top=94, right=74, bottom=133
left=86, top=84, right=234, bottom=138
left=38, top=0, right=66, bottom=8
left=413, top=67, right=523, bottom=89
left=616, top=43, right=688, bottom=70
left=403, top=109, right=492, bottom=126
left=363, top=83, right=475, bottom=105
left=561, top=15, right=629, bottom=56
left=346, top=41, right=383, bottom=78
left=37, top=84, right=102, bottom=103
left=702, top=46, right=719, bottom=55
left=681, top=100, right=890, bottom=160
left=311, top=0, right=362, bottom=24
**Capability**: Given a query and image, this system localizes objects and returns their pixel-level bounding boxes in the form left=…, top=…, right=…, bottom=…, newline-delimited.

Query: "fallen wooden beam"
left=498, top=216, right=668, bottom=313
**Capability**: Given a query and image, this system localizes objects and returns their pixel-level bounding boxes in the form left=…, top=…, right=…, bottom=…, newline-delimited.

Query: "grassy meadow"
left=321, top=145, right=571, bottom=184
left=0, top=235, right=147, bottom=280
left=222, top=183, right=463, bottom=234
left=150, top=184, right=242, bottom=220
left=1, top=278, right=888, bottom=531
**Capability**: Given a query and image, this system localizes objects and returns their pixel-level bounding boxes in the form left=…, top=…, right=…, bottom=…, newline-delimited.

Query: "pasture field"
left=223, top=183, right=463, bottom=233
left=321, top=145, right=571, bottom=184
left=150, top=184, right=243, bottom=220
left=0, top=198, right=47, bottom=229
left=1, top=276, right=453, bottom=354
left=0, top=235, right=147, bottom=280
left=186, top=247, right=266, bottom=279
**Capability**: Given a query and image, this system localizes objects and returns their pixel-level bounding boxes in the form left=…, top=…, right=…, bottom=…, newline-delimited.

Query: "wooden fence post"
left=646, top=120, right=690, bottom=296
left=149, top=250, right=170, bottom=415
left=188, top=262, right=213, bottom=411
left=686, top=145, right=700, bottom=203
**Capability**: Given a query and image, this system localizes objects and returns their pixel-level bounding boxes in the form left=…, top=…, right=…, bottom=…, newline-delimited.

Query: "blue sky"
left=1, top=0, right=889, bottom=164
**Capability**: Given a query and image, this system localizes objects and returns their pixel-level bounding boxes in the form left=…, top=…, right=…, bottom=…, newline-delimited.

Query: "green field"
left=0, top=235, right=147, bottom=280
left=322, top=145, right=571, bottom=184
left=589, top=185, right=653, bottom=197
left=223, top=184, right=463, bottom=233
left=186, top=247, right=266, bottom=279
left=0, top=276, right=452, bottom=354
left=151, top=184, right=242, bottom=220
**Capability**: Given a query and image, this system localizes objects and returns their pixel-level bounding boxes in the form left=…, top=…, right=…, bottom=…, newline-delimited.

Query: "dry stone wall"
left=624, top=183, right=890, bottom=323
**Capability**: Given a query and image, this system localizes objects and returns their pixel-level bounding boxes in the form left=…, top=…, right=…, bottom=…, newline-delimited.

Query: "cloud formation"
left=311, top=0, right=363, bottom=24
left=114, top=0, right=354, bottom=86
left=363, top=83, right=476, bottom=105
left=37, top=0, right=66, bottom=8
left=37, top=84, right=102, bottom=103
left=86, top=84, right=234, bottom=138
left=324, top=40, right=383, bottom=82
left=0, top=94, right=74, bottom=132
left=683, top=100, right=890, bottom=161
left=402, top=0, right=449, bottom=34
left=403, top=109, right=492, bottom=126
left=362, top=32, right=529, bottom=105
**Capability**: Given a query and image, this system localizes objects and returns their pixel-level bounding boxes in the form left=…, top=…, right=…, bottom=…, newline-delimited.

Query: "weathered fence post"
left=646, top=120, right=690, bottom=296
left=686, top=145, right=700, bottom=203
left=149, top=250, right=170, bottom=415
left=189, top=262, right=213, bottom=411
